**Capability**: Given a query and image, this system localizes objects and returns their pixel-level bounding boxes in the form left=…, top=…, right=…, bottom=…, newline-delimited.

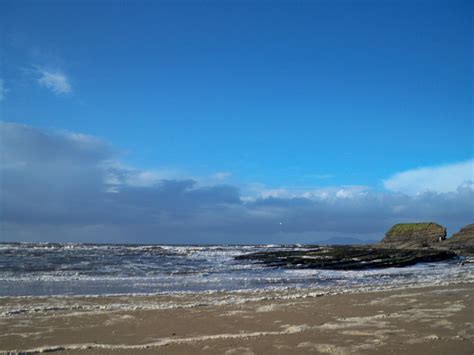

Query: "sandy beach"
left=2, top=0, right=473, bottom=352
left=1, top=282, right=473, bottom=354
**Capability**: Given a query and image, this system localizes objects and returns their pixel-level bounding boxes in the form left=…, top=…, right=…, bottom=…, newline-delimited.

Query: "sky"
left=0, top=0, right=472, bottom=244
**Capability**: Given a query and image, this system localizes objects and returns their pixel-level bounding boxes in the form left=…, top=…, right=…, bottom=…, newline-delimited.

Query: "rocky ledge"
left=235, top=222, right=473, bottom=270
left=235, top=246, right=456, bottom=270
left=441, top=224, right=474, bottom=256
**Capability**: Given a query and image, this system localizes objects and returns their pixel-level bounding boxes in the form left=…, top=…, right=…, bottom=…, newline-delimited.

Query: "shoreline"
left=1, top=259, right=472, bottom=301
left=1, top=281, right=473, bottom=354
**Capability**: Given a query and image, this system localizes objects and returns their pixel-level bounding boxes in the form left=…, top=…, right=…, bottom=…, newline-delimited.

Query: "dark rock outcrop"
left=235, top=222, right=472, bottom=270
left=235, top=246, right=457, bottom=270
left=441, top=224, right=474, bottom=256
left=379, top=222, right=446, bottom=249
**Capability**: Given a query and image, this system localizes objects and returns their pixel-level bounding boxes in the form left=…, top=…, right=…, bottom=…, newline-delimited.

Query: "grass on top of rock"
left=385, top=223, right=443, bottom=236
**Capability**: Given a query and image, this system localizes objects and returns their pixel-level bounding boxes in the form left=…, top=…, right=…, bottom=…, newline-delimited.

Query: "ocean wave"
left=0, top=243, right=473, bottom=297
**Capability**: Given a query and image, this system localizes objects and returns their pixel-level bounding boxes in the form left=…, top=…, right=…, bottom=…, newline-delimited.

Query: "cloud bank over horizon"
left=384, top=160, right=474, bottom=195
left=1, top=122, right=472, bottom=244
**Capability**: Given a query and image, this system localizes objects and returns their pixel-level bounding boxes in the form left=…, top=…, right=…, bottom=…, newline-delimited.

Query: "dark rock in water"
left=379, top=222, right=446, bottom=249
left=236, top=222, right=471, bottom=270
left=441, top=224, right=474, bottom=256
left=235, top=246, right=457, bottom=270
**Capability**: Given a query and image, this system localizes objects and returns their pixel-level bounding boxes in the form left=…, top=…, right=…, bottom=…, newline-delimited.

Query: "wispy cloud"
left=35, top=67, right=71, bottom=94
left=0, top=79, right=9, bottom=101
left=303, top=173, right=334, bottom=180
left=243, top=183, right=368, bottom=201
left=383, top=159, right=474, bottom=195
left=213, top=171, right=232, bottom=181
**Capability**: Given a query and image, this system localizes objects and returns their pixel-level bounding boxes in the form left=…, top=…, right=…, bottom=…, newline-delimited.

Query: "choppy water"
left=0, top=243, right=472, bottom=297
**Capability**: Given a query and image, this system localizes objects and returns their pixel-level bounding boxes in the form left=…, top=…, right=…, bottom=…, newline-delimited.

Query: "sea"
left=1, top=243, right=473, bottom=297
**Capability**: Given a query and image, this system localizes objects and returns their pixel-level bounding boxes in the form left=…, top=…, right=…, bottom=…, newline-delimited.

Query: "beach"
left=2, top=0, right=473, bottom=352
left=1, top=282, right=473, bottom=354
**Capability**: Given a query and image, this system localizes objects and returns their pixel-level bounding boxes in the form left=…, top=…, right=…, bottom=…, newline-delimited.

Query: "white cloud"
left=213, top=171, right=232, bottom=180
left=124, top=170, right=180, bottom=187
left=259, top=188, right=290, bottom=199
left=335, top=189, right=354, bottom=199
left=384, top=159, right=474, bottom=195
left=0, top=79, right=9, bottom=100
left=36, top=68, right=71, bottom=94
left=244, top=184, right=369, bottom=201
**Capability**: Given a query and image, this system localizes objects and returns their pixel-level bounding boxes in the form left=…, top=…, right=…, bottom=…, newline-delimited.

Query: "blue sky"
left=0, top=0, right=472, bottom=243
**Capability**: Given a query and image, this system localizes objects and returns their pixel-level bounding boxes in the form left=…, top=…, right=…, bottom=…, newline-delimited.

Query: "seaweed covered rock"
left=379, top=223, right=446, bottom=249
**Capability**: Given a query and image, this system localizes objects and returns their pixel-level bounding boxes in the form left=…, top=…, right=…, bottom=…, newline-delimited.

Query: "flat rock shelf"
left=235, top=246, right=458, bottom=270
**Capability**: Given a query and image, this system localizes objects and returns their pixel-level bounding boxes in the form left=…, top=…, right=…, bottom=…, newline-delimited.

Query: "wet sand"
left=1, top=283, right=473, bottom=354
